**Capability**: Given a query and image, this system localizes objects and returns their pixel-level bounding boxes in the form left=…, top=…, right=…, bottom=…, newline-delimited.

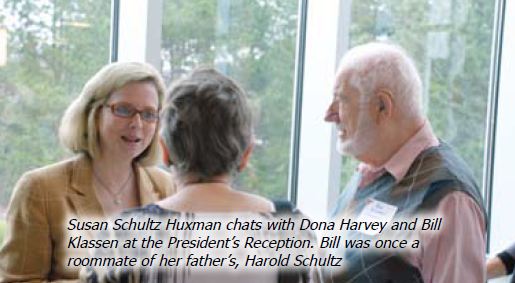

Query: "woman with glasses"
left=0, top=62, right=176, bottom=282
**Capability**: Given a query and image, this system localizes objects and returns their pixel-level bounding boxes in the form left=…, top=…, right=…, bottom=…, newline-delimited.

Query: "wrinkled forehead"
left=333, top=70, right=360, bottom=100
left=332, top=70, right=346, bottom=94
left=334, top=50, right=378, bottom=91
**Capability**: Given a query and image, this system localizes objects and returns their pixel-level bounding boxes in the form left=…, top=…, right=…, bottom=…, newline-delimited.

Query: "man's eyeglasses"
left=104, top=102, right=159, bottom=123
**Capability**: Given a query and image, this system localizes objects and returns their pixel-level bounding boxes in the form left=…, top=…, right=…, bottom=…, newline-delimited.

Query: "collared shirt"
left=357, top=121, right=486, bottom=283
left=357, top=121, right=440, bottom=188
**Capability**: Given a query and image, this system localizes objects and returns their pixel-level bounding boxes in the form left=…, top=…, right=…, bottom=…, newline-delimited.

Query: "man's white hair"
left=337, top=42, right=424, bottom=121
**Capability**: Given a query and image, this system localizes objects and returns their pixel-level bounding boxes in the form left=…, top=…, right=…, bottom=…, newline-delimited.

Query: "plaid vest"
left=329, top=142, right=486, bottom=283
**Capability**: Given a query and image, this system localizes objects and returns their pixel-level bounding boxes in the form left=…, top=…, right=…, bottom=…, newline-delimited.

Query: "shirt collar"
left=358, top=121, right=440, bottom=183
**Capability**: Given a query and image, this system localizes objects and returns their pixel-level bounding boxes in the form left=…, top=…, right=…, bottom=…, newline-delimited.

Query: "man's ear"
left=377, top=89, right=393, bottom=121
left=159, top=137, right=171, bottom=167
left=238, top=146, right=254, bottom=171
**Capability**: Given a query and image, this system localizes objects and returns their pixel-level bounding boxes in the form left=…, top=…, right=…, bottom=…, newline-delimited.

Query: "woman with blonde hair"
left=0, top=62, right=175, bottom=282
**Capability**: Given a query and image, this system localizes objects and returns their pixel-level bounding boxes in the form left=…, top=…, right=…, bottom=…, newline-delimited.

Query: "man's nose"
left=324, top=103, right=339, bottom=122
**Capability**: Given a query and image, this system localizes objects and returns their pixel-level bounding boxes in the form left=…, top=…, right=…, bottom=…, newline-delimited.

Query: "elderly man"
left=324, top=42, right=486, bottom=282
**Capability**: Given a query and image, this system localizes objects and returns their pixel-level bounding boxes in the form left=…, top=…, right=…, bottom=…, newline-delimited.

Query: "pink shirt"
left=358, top=121, right=486, bottom=283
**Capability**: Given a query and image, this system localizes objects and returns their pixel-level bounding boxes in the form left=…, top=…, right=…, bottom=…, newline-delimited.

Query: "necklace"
left=93, top=168, right=132, bottom=205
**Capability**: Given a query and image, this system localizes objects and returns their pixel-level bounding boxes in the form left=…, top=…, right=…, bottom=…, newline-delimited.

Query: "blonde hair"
left=59, top=61, right=166, bottom=166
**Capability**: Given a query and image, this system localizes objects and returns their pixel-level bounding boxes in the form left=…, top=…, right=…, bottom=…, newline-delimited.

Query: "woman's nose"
left=129, top=113, right=143, bottom=127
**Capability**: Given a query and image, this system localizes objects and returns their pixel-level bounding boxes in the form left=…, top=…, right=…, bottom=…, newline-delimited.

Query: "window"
left=490, top=0, right=515, bottom=267
left=0, top=0, right=111, bottom=239
left=161, top=0, right=300, bottom=199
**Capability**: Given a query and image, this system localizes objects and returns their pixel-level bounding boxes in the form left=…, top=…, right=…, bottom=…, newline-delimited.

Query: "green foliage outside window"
left=0, top=0, right=111, bottom=206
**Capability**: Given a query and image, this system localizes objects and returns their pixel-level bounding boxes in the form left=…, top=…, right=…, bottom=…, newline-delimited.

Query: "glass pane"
left=489, top=0, right=515, bottom=260
left=161, top=0, right=299, bottom=199
left=340, top=0, right=495, bottom=190
left=0, top=0, right=111, bottom=240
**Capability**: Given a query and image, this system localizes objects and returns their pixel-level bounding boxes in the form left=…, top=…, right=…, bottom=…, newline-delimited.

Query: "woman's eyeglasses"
left=104, top=102, right=159, bottom=123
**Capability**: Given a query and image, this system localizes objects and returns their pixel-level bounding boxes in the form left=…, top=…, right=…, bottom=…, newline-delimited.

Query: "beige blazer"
left=0, top=155, right=176, bottom=283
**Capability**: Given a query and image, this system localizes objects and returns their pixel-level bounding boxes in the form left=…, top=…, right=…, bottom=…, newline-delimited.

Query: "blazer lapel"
left=67, top=158, right=160, bottom=237
left=135, top=165, right=161, bottom=205
left=68, top=155, right=106, bottom=238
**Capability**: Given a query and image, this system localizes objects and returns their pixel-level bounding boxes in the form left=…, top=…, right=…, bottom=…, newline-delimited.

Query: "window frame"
left=112, top=0, right=512, bottom=253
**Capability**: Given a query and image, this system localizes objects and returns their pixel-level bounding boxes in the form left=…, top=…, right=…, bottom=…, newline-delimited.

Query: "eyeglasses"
left=104, top=102, right=159, bottom=123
